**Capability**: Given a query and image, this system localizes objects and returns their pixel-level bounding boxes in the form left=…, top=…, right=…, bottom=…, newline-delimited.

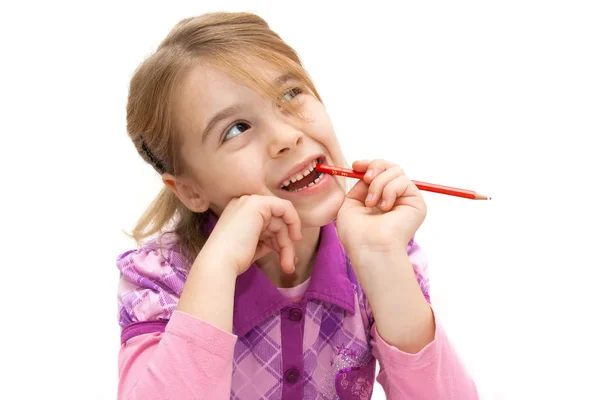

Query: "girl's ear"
left=162, top=173, right=211, bottom=213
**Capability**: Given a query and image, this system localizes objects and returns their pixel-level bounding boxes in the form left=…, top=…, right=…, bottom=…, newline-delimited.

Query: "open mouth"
left=280, top=157, right=325, bottom=192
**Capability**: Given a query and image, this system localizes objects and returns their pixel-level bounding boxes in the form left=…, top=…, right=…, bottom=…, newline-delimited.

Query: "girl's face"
left=165, top=62, right=347, bottom=227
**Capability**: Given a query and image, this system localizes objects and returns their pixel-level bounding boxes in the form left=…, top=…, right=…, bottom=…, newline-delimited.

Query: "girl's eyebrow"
left=202, top=104, right=243, bottom=143
left=201, top=73, right=295, bottom=143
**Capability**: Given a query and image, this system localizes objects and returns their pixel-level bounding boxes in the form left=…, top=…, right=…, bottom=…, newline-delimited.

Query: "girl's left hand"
left=335, top=159, right=427, bottom=253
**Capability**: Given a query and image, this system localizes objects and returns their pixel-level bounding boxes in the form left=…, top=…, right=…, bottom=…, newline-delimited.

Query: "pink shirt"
left=278, top=278, right=312, bottom=303
left=116, top=211, right=478, bottom=399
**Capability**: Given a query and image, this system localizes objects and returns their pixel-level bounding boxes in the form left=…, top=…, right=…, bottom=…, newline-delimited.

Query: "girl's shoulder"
left=116, top=232, right=191, bottom=329
left=116, top=231, right=190, bottom=275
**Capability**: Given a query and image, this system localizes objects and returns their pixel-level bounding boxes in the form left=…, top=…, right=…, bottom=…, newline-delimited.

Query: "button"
left=289, top=308, right=303, bottom=321
left=285, top=367, right=300, bottom=384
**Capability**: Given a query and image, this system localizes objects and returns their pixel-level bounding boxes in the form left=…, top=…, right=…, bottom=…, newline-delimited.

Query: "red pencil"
left=316, top=163, right=491, bottom=200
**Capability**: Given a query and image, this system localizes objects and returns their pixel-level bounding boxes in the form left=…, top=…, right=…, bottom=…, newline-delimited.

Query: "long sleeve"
left=362, top=240, right=479, bottom=399
left=118, top=310, right=237, bottom=400
left=116, top=244, right=237, bottom=400
left=370, top=310, right=478, bottom=399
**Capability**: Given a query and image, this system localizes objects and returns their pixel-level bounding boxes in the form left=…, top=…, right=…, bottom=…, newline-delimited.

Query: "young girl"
left=116, top=11, right=478, bottom=400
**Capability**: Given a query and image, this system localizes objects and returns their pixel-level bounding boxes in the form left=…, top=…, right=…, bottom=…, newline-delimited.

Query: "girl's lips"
left=278, top=156, right=325, bottom=189
left=277, top=171, right=332, bottom=197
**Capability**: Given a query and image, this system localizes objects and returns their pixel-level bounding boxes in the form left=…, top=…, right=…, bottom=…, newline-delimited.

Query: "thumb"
left=344, top=179, right=370, bottom=203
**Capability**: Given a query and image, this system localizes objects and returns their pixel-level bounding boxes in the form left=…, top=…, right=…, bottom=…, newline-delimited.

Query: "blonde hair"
left=126, top=11, right=347, bottom=263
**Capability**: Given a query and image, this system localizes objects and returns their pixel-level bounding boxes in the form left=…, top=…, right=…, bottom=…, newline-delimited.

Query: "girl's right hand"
left=203, top=195, right=303, bottom=276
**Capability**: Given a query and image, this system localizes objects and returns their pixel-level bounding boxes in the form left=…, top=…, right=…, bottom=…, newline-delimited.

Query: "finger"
left=273, top=220, right=296, bottom=274
left=265, top=198, right=303, bottom=241
left=378, top=175, right=412, bottom=211
left=363, top=159, right=402, bottom=184
left=364, top=166, right=404, bottom=207
left=251, top=196, right=302, bottom=240
left=258, top=218, right=294, bottom=273
left=256, top=218, right=283, bottom=262
left=279, top=245, right=295, bottom=274
left=266, top=235, right=281, bottom=253
left=263, top=218, right=285, bottom=251
left=351, top=159, right=371, bottom=172
left=252, top=241, right=274, bottom=264
left=361, top=158, right=394, bottom=183
left=260, top=226, right=281, bottom=253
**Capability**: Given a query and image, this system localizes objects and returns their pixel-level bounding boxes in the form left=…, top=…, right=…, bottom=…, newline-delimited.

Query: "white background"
left=1, top=1, right=599, bottom=399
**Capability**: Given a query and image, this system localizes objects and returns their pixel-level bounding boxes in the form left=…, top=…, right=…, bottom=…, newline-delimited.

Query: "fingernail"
left=365, top=170, right=373, bottom=179
left=366, top=193, right=373, bottom=203
left=380, top=200, right=387, bottom=207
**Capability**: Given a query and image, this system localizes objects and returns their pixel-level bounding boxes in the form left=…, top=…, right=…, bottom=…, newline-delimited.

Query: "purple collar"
left=204, top=210, right=356, bottom=337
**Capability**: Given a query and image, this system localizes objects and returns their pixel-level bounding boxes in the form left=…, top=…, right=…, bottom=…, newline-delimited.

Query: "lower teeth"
left=288, top=172, right=323, bottom=192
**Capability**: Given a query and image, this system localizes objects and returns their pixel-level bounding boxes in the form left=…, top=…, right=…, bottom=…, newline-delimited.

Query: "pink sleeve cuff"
left=369, top=307, right=479, bottom=399
left=118, top=310, right=238, bottom=399
left=370, top=306, right=443, bottom=370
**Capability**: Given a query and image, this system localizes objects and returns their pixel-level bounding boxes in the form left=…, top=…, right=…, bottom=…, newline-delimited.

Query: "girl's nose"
left=267, top=124, right=304, bottom=157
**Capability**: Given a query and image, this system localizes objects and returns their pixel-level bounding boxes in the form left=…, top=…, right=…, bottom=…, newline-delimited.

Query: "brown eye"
left=223, top=121, right=250, bottom=142
left=281, top=87, right=303, bottom=103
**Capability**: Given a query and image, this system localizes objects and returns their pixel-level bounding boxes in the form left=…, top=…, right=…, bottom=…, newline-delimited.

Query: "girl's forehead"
left=185, top=60, right=285, bottom=91
left=177, top=66, right=263, bottom=116
left=178, top=61, right=297, bottom=116
left=183, top=64, right=241, bottom=93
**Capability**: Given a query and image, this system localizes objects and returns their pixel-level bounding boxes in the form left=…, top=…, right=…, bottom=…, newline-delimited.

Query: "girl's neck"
left=255, top=225, right=321, bottom=288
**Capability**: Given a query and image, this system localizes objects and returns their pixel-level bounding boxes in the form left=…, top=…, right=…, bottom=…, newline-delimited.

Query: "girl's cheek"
left=311, top=121, right=337, bottom=146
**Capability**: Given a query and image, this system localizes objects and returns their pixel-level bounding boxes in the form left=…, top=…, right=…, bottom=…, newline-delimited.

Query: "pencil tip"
left=474, top=192, right=491, bottom=200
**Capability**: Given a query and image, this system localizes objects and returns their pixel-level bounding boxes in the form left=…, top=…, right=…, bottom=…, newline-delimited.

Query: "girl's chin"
left=295, top=190, right=346, bottom=228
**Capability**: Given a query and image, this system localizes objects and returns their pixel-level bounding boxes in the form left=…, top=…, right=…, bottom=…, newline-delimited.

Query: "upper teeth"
left=281, top=159, right=318, bottom=188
